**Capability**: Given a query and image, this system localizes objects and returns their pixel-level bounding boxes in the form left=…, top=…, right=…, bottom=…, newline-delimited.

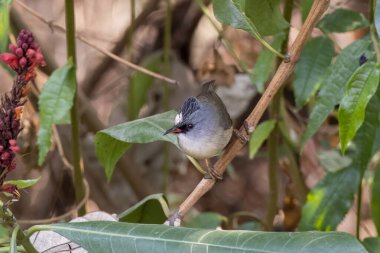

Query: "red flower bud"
left=1, top=152, right=10, bottom=160
left=0, top=53, right=19, bottom=70
left=15, top=48, right=23, bottom=57
left=9, top=139, right=17, bottom=146
left=26, top=49, right=35, bottom=59
left=9, top=44, right=17, bottom=53
left=19, top=57, right=27, bottom=67
left=0, top=145, right=3, bottom=152
left=10, top=145, right=20, bottom=153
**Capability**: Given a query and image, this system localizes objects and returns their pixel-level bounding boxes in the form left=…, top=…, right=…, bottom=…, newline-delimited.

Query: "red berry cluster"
left=0, top=30, right=45, bottom=199
left=0, top=29, right=46, bottom=81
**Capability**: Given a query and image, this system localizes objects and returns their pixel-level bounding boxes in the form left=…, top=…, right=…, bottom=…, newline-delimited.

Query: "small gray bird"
left=164, top=80, right=233, bottom=179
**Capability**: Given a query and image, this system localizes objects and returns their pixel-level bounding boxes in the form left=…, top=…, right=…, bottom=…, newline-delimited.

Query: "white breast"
left=177, top=127, right=233, bottom=159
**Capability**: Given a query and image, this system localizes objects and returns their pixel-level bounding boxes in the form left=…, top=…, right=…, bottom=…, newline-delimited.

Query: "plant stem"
left=18, top=230, right=37, bottom=253
left=266, top=97, right=280, bottom=230
left=356, top=179, right=363, bottom=239
left=265, top=0, right=294, bottom=230
left=127, top=0, right=136, bottom=57
left=161, top=0, right=172, bottom=194
left=370, top=0, right=380, bottom=63
left=65, top=0, right=86, bottom=215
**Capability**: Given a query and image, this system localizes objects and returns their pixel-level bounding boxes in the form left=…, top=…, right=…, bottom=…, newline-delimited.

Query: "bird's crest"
left=176, top=97, right=200, bottom=124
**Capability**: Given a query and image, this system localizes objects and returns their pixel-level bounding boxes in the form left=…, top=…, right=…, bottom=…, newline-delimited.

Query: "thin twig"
left=170, top=0, right=330, bottom=223
left=14, top=0, right=179, bottom=85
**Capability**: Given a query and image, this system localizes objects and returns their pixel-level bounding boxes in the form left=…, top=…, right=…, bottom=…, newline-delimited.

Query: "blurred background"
left=1, top=0, right=377, bottom=239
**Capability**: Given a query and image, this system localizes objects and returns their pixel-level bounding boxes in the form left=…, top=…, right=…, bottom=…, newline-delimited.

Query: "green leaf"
left=118, top=193, right=169, bottom=224
left=301, top=39, right=371, bottom=147
left=300, top=85, right=380, bottom=231
left=128, top=53, right=162, bottom=120
left=4, top=177, right=40, bottom=189
left=375, top=0, right=380, bottom=38
left=249, top=120, right=276, bottom=159
left=338, top=62, right=380, bottom=153
left=10, top=225, right=18, bottom=253
left=213, top=0, right=279, bottom=56
left=301, top=0, right=314, bottom=22
left=317, top=150, right=351, bottom=173
left=299, top=166, right=359, bottom=231
left=0, top=0, right=11, bottom=53
left=244, top=0, right=289, bottom=36
left=251, top=34, right=284, bottom=93
left=95, top=111, right=178, bottom=180
left=371, top=168, right=380, bottom=235
left=185, top=212, right=225, bottom=229
left=363, top=237, right=380, bottom=253
left=294, top=36, right=335, bottom=110
left=317, top=9, right=369, bottom=33
left=31, top=221, right=368, bottom=253
left=37, top=59, right=76, bottom=165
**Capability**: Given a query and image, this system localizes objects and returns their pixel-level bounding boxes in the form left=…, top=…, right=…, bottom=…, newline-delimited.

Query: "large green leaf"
left=128, top=53, right=161, bottom=120
left=294, top=36, right=334, bottom=110
left=0, top=0, right=11, bottom=53
left=118, top=193, right=169, bottom=224
left=185, top=212, right=225, bottom=229
left=301, top=39, right=371, bottom=146
left=37, top=58, right=76, bottom=165
left=338, top=62, right=380, bottom=153
left=4, top=177, right=40, bottom=189
left=251, top=34, right=284, bottom=93
left=317, top=9, right=369, bottom=33
left=249, top=120, right=276, bottom=159
left=371, top=168, right=380, bottom=235
left=363, top=237, right=380, bottom=253
left=244, top=0, right=289, bottom=36
left=299, top=166, right=359, bottom=231
left=30, top=221, right=368, bottom=253
left=95, top=111, right=178, bottom=180
left=300, top=84, right=380, bottom=231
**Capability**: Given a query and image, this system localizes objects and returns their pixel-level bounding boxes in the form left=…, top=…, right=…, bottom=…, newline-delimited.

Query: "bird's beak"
left=164, top=126, right=182, bottom=135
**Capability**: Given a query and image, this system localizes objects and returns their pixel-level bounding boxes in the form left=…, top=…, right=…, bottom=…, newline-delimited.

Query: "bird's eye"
left=187, top=124, right=193, bottom=129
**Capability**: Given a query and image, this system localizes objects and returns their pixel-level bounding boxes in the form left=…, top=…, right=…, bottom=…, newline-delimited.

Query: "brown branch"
left=14, top=0, right=179, bottom=85
left=171, top=0, right=330, bottom=223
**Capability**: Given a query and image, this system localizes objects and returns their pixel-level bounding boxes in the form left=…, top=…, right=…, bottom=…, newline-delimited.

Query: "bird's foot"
left=165, top=209, right=182, bottom=227
left=204, top=166, right=223, bottom=180
left=234, top=121, right=255, bottom=144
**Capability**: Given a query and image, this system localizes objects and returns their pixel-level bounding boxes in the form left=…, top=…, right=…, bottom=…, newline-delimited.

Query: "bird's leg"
left=234, top=121, right=255, bottom=144
left=165, top=209, right=182, bottom=227
left=204, top=158, right=223, bottom=180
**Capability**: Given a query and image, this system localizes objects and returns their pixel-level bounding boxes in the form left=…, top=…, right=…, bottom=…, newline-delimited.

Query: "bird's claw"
left=204, top=166, right=223, bottom=180
left=234, top=121, right=255, bottom=144
left=165, top=209, right=182, bottom=227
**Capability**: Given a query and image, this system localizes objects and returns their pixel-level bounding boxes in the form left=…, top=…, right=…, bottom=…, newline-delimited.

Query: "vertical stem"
left=161, top=0, right=172, bottom=194
left=18, top=230, right=38, bottom=253
left=127, top=0, right=136, bottom=59
left=265, top=0, right=294, bottom=230
left=356, top=180, right=362, bottom=239
left=65, top=0, right=86, bottom=215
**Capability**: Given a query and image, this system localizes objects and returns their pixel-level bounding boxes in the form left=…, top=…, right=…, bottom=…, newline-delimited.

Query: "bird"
left=164, top=80, right=233, bottom=180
